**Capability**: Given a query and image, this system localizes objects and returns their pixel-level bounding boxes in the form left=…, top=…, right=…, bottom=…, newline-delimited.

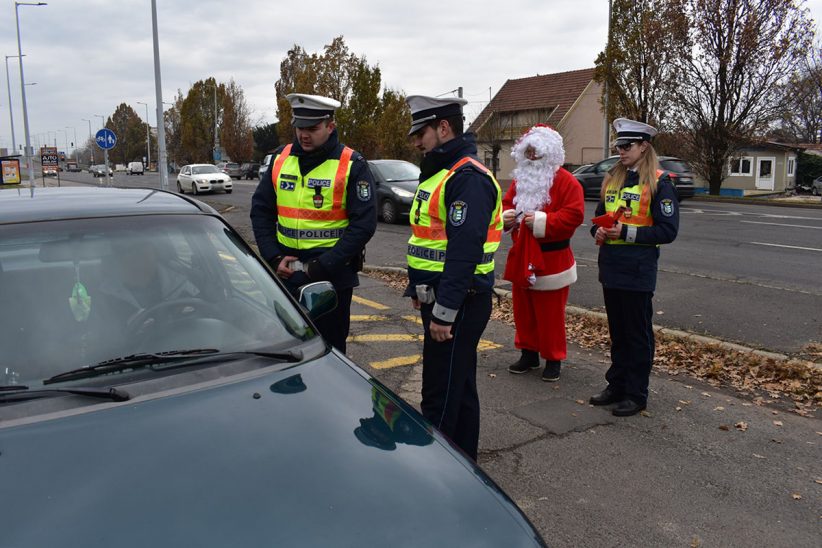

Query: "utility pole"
left=602, top=0, right=612, bottom=160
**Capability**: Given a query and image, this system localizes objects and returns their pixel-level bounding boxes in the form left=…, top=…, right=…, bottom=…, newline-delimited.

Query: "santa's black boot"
left=542, top=360, right=561, bottom=382
left=507, top=349, right=540, bottom=374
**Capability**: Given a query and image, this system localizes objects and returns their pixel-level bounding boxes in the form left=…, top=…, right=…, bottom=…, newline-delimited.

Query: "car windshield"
left=226, top=163, right=239, bottom=169
left=660, top=159, right=690, bottom=173
left=0, top=214, right=314, bottom=386
left=192, top=166, right=219, bottom=175
left=372, top=161, right=420, bottom=182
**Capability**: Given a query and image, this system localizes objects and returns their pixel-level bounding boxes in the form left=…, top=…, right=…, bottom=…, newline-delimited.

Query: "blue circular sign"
left=95, top=128, right=117, bottom=150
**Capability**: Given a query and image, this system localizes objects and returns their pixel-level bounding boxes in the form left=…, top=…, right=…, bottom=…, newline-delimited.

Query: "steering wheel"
left=126, top=297, right=223, bottom=338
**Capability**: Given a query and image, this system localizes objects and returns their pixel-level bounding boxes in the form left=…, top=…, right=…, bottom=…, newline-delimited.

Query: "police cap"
left=406, top=95, right=468, bottom=136
left=287, top=93, right=341, bottom=128
left=612, top=117, right=658, bottom=146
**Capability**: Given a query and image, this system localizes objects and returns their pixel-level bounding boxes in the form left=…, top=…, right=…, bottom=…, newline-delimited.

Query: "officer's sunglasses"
left=614, top=142, right=637, bottom=152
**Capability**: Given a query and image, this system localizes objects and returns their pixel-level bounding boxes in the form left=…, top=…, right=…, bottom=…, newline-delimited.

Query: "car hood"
left=0, top=353, right=542, bottom=547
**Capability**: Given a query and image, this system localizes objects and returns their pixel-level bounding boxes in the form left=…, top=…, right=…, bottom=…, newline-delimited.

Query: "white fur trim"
left=529, top=263, right=577, bottom=291
left=532, top=211, right=547, bottom=238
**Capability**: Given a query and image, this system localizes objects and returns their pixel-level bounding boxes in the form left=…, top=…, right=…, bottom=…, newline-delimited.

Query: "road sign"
left=95, top=128, right=117, bottom=150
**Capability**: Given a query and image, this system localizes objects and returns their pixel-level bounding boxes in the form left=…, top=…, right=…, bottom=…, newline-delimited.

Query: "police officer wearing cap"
left=405, top=95, right=503, bottom=460
left=251, top=93, right=377, bottom=353
left=589, top=118, right=679, bottom=416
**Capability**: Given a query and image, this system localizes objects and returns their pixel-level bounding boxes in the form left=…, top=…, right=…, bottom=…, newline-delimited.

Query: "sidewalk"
left=349, top=274, right=821, bottom=548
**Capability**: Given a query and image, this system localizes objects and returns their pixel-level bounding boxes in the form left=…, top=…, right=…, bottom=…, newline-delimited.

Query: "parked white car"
left=127, top=161, right=144, bottom=175
left=176, top=164, right=233, bottom=195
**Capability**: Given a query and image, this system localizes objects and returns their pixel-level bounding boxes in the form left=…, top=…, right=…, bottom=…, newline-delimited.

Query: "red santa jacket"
left=502, top=167, right=585, bottom=290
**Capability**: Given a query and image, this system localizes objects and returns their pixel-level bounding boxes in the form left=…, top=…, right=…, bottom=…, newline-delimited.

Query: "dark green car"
left=0, top=187, right=545, bottom=547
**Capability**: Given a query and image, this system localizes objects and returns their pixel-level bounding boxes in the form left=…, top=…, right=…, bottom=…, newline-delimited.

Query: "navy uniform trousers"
left=419, top=291, right=492, bottom=461
left=313, top=287, right=353, bottom=354
left=602, top=288, right=654, bottom=405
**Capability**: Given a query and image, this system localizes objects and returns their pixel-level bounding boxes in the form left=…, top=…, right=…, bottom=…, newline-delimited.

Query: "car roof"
left=186, top=163, right=217, bottom=168
left=0, top=187, right=214, bottom=225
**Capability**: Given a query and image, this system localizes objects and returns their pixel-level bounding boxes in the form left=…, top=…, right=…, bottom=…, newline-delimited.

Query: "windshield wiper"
left=0, top=385, right=130, bottom=403
left=43, top=348, right=304, bottom=385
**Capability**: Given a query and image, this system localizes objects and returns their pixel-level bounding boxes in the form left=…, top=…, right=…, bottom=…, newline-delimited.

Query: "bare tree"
left=594, top=0, right=689, bottom=127
left=777, top=43, right=822, bottom=143
left=221, top=79, right=254, bottom=162
left=674, top=0, right=814, bottom=194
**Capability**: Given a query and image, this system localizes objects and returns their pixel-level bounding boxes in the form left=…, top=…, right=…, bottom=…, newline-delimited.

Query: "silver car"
left=176, top=164, right=233, bottom=195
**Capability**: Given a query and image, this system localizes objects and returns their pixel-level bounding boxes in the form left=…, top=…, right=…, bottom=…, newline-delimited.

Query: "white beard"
left=509, top=126, right=565, bottom=214
left=511, top=160, right=555, bottom=214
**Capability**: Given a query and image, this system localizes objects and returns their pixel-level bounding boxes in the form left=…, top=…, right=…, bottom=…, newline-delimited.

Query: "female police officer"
left=588, top=118, right=679, bottom=417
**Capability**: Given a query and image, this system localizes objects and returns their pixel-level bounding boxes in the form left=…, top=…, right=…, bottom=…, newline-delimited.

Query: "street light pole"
left=81, top=118, right=93, bottom=164
left=14, top=1, right=47, bottom=187
left=4, top=55, right=24, bottom=156
left=136, top=101, right=151, bottom=170
left=151, top=0, right=169, bottom=190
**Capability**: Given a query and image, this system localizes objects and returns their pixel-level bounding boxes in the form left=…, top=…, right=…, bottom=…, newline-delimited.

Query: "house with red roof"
left=468, top=68, right=605, bottom=182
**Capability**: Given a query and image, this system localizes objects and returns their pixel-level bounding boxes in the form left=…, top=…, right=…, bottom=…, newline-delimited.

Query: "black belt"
left=540, top=239, right=570, bottom=252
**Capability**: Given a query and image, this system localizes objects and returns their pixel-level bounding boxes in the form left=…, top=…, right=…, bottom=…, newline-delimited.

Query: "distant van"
left=127, top=162, right=144, bottom=175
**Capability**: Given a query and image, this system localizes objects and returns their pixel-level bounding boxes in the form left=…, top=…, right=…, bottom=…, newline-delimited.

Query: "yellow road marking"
left=350, top=334, right=422, bottom=342
left=402, top=315, right=422, bottom=325
left=352, top=295, right=389, bottom=310
left=349, top=332, right=502, bottom=350
left=370, top=355, right=420, bottom=369
left=350, top=315, right=387, bottom=322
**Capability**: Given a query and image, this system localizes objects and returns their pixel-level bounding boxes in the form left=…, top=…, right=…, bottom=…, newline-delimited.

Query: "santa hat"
left=510, top=124, right=565, bottom=169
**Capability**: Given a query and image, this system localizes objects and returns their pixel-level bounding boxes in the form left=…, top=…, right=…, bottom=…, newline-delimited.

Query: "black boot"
left=542, top=360, right=561, bottom=382
left=507, top=349, right=540, bottom=374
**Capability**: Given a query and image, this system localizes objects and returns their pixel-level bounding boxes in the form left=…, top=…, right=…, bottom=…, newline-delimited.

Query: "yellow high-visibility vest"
left=407, top=157, right=502, bottom=274
left=270, top=144, right=354, bottom=250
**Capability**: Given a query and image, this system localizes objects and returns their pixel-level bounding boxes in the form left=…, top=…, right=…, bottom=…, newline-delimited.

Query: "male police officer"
left=405, top=95, right=503, bottom=460
left=251, top=93, right=377, bottom=353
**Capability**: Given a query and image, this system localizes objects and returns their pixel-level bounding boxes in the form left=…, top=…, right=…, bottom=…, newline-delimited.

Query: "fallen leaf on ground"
left=676, top=406, right=682, bottom=412
left=488, top=373, right=496, bottom=379
left=753, top=453, right=766, bottom=459
left=735, top=422, right=748, bottom=431
left=575, top=399, right=585, bottom=405
left=713, top=406, right=725, bottom=411
left=640, top=410, right=651, bottom=417
left=791, top=493, right=802, bottom=500
left=719, top=425, right=730, bottom=431
left=773, top=420, right=784, bottom=427
left=701, top=392, right=712, bottom=398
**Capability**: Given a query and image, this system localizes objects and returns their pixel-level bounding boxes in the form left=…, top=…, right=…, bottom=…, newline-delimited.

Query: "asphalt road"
left=46, top=170, right=822, bottom=354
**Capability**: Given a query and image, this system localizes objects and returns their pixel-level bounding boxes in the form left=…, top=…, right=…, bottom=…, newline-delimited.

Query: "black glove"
left=304, top=258, right=329, bottom=281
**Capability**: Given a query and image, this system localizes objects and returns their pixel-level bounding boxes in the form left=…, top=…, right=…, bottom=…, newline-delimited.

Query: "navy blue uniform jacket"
left=404, top=133, right=499, bottom=323
left=250, top=130, right=377, bottom=291
left=590, top=171, right=679, bottom=292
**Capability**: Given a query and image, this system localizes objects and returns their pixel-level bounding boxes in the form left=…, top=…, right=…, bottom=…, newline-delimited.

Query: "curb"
left=363, top=264, right=818, bottom=368
left=691, top=195, right=822, bottom=209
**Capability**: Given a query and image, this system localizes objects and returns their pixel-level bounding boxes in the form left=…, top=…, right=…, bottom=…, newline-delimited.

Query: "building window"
left=786, top=156, right=796, bottom=177
left=728, top=156, right=753, bottom=176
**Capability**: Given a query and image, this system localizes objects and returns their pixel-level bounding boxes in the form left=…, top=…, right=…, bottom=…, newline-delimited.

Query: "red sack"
left=503, top=223, right=545, bottom=288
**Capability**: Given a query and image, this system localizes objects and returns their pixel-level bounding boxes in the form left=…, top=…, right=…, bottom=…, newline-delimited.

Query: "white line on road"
left=749, top=242, right=822, bottom=252
left=741, top=220, right=822, bottom=230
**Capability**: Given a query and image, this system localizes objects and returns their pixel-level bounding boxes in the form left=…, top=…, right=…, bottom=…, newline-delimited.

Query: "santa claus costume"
left=502, top=125, right=585, bottom=381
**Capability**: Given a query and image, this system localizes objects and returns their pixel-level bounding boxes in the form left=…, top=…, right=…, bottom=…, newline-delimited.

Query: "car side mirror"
left=298, top=281, right=338, bottom=320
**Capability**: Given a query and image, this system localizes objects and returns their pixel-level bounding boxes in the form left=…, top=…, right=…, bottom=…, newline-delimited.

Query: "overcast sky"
left=0, top=0, right=820, bottom=154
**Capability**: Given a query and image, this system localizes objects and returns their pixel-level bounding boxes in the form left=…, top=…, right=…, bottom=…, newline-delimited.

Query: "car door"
left=178, top=166, right=192, bottom=185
